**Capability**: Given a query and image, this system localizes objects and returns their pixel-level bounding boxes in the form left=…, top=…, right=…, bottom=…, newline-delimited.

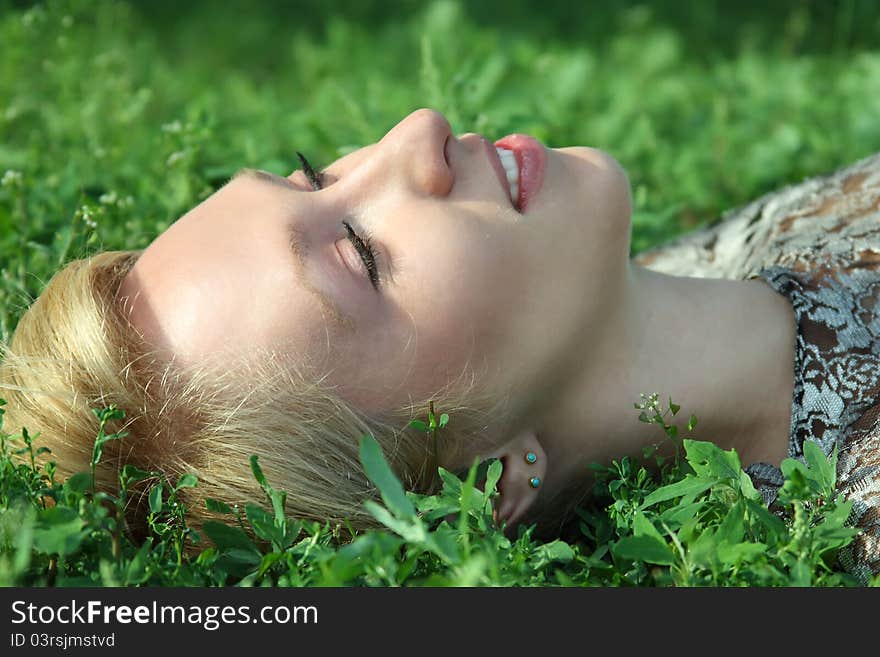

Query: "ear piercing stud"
left=524, top=451, right=537, bottom=464
left=529, top=476, right=541, bottom=489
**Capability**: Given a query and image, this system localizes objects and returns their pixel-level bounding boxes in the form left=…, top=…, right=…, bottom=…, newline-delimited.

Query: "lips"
left=494, top=134, right=546, bottom=212
left=482, top=138, right=514, bottom=209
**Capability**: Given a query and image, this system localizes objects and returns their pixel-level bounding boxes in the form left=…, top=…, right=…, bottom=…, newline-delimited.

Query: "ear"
left=488, top=429, right=547, bottom=532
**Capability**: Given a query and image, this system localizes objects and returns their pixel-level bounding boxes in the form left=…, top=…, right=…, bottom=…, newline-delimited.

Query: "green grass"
left=1, top=0, right=879, bottom=586
left=0, top=394, right=864, bottom=586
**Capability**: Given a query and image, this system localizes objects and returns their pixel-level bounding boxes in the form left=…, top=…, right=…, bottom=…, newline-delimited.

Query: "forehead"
left=116, top=175, right=349, bottom=370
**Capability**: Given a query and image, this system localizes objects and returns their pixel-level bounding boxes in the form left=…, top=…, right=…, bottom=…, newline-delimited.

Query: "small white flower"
left=1, top=170, right=22, bottom=188
left=79, top=205, right=98, bottom=229
left=166, top=150, right=186, bottom=167
left=162, top=120, right=183, bottom=134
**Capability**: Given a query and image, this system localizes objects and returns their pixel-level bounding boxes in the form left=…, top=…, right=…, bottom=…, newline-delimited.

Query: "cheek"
left=396, top=236, right=518, bottom=383
left=328, top=204, right=523, bottom=409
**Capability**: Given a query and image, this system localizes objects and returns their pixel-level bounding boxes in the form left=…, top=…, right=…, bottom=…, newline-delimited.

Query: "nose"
left=379, top=108, right=454, bottom=197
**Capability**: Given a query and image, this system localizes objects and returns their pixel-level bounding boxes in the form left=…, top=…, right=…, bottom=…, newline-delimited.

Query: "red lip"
left=494, top=134, right=546, bottom=212
left=479, top=136, right=516, bottom=209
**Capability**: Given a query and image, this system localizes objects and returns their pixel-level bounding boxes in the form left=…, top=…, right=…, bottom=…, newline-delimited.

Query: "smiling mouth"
left=493, top=134, right=546, bottom=213
left=482, top=137, right=519, bottom=211
left=495, top=146, right=519, bottom=208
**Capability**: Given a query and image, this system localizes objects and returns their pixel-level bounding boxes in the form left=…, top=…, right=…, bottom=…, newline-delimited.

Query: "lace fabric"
left=746, top=265, right=880, bottom=584
left=632, top=151, right=880, bottom=582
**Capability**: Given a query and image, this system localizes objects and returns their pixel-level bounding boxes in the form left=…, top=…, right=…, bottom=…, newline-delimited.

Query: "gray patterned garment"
left=632, top=152, right=880, bottom=583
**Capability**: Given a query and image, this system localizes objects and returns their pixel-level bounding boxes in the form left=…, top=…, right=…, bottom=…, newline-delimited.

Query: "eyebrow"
left=233, top=167, right=357, bottom=333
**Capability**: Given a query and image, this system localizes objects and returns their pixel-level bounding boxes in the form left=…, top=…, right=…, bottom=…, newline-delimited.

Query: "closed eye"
left=342, top=221, right=381, bottom=290
left=294, top=153, right=382, bottom=289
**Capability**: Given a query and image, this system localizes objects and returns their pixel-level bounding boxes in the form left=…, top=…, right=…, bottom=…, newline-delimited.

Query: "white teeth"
left=495, top=147, right=519, bottom=206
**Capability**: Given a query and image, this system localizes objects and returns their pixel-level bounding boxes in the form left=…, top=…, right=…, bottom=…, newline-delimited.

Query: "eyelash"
left=343, top=221, right=381, bottom=289
left=296, top=151, right=382, bottom=290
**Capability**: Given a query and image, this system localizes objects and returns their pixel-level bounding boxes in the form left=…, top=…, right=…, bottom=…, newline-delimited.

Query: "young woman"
left=2, top=109, right=878, bottom=581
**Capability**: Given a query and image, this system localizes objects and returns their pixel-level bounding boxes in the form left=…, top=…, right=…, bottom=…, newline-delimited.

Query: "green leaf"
left=249, top=454, right=268, bottom=491
left=205, top=498, right=233, bottom=514
left=246, top=503, right=280, bottom=546
left=736, top=473, right=757, bottom=504
left=437, top=467, right=463, bottom=496
left=612, top=512, right=675, bottom=565
left=612, top=535, right=675, bottom=566
left=363, top=500, right=425, bottom=544
left=484, top=459, right=503, bottom=497
left=414, top=492, right=460, bottom=520
left=744, top=499, right=786, bottom=538
left=202, top=520, right=260, bottom=554
left=791, top=559, right=812, bottom=586
left=530, top=540, right=575, bottom=569
left=91, top=406, right=126, bottom=423
left=268, top=489, right=287, bottom=530
left=716, top=541, right=766, bottom=565
left=32, top=507, right=86, bottom=556
left=64, top=472, right=92, bottom=494
left=438, top=413, right=449, bottom=428
left=256, top=551, right=286, bottom=578
left=687, top=527, right=719, bottom=569
left=359, top=435, right=414, bottom=519
left=222, top=548, right=262, bottom=566
left=459, top=457, right=483, bottom=520
left=632, top=511, right=666, bottom=542
left=148, top=484, right=163, bottom=514
left=715, top=500, right=745, bottom=544
left=175, top=473, right=198, bottom=490
left=803, top=440, right=835, bottom=497
left=684, top=439, right=741, bottom=482
left=641, top=476, right=717, bottom=508
left=428, top=528, right=461, bottom=565
left=120, top=464, right=153, bottom=484
left=408, top=419, right=428, bottom=433
left=778, top=458, right=809, bottom=504
left=92, top=432, right=126, bottom=468
left=811, top=501, right=858, bottom=553
left=125, top=539, right=152, bottom=584
left=658, top=501, right=704, bottom=529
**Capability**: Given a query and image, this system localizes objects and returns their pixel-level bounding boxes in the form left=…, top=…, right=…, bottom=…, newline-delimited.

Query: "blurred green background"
left=1, top=0, right=880, bottom=340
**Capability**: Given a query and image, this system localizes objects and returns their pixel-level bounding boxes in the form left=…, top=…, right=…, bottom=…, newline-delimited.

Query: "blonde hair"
left=0, top=250, right=511, bottom=543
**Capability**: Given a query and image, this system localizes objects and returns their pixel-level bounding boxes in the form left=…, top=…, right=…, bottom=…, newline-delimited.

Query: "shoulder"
left=633, top=152, right=880, bottom=280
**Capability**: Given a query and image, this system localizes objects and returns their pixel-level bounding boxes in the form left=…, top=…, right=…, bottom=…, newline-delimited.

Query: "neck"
left=534, top=263, right=797, bottom=495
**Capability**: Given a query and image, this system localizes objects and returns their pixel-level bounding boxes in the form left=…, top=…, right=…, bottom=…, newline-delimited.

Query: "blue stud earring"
left=524, top=451, right=537, bottom=465
left=529, top=476, right=541, bottom=489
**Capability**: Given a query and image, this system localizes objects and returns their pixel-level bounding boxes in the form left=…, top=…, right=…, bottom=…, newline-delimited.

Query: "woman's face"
left=117, top=109, right=632, bottom=412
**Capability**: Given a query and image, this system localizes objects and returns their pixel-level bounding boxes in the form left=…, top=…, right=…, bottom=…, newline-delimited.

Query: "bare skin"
left=117, top=108, right=796, bottom=530
left=492, top=266, right=796, bottom=527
